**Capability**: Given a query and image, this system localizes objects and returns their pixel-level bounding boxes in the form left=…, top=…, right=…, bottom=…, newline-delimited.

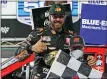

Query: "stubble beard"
left=52, top=23, right=63, bottom=32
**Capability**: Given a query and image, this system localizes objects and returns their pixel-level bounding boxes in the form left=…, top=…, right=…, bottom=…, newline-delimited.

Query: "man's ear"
left=63, top=15, right=66, bottom=21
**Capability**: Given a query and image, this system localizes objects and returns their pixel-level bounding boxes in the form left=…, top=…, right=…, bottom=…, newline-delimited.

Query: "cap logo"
left=74, top=37, right=79, bottom=43
left=55, top=7, right=61, bottom=12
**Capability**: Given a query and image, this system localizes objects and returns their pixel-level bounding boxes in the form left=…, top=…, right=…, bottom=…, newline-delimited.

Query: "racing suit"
left=15, top=27, right=73, bottom=78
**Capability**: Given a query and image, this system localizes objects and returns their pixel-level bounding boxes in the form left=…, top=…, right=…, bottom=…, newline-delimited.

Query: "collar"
left=50, top=27, right=66, bottom=35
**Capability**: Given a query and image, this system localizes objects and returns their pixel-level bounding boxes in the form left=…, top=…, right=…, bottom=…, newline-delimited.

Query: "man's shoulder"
left=64, top=29, right=74, bottom=35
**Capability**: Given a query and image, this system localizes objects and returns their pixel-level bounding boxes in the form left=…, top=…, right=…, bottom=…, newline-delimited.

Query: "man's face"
left=49, top=14, right=66, bottom=31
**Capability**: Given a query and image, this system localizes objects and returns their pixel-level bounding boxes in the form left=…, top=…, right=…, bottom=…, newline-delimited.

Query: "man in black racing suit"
left=15, top=3, right=96, bottom=79
left=16, top=24, right=73, bottom=79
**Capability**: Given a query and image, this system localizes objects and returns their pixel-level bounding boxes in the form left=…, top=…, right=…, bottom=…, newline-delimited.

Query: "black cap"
left=49, top=3, right=66, bottom=15
left=70, top=35, right=85, bottom=47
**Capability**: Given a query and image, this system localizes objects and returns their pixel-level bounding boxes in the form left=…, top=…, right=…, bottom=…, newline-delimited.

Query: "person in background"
left=69, top=35, right=85, bottom=61
left=15, top=3, right=96, bottom=79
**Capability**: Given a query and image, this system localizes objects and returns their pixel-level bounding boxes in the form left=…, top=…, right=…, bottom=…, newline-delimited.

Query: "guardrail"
left=1, top=38, right=26, bottom=42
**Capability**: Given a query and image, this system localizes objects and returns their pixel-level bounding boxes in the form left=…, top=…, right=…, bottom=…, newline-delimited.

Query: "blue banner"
left=80, top=4, right=107, bottom=45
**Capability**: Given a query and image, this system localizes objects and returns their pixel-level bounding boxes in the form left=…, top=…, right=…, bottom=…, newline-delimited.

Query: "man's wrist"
left=30, top=45, right=38, bottom=53
left=27, top=46, right=34, bottom=54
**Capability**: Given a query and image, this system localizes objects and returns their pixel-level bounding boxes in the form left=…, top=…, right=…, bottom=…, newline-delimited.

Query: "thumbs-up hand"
left=31, top=37, right=47, bottom=53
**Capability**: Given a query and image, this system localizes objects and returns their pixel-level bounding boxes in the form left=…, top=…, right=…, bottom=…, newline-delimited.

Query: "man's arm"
left=15, top=30, right=39, bottom=61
